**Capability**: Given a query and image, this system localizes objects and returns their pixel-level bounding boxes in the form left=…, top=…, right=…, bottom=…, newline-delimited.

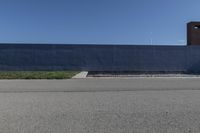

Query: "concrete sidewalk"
left=1, top=77, right=200, bottom=92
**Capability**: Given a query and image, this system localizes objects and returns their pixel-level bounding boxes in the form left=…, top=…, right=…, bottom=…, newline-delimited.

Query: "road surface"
left=0, top=78, right=200, bottom=132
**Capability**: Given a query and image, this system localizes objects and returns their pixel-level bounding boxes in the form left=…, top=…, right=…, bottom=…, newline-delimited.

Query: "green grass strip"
left=0, top=71, right=79, bottom=79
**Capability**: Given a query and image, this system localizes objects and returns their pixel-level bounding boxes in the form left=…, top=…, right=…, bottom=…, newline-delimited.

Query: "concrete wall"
left=0, top=44, right=200, bottom=72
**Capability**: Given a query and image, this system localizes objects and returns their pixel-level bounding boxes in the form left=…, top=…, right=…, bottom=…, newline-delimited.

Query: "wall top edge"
left=0, top=43, right=188, bottom=47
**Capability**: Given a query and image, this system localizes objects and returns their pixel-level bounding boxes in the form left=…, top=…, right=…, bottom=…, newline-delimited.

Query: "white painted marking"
left=72, top=71, right=88, bottom=79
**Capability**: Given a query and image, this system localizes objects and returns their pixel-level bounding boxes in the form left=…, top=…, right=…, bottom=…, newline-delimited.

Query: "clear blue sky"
left=0, top=0, right=199, bottom=45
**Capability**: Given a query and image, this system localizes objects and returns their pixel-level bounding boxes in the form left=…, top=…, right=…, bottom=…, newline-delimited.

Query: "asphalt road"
left=1, top=78, right=200, bottom=132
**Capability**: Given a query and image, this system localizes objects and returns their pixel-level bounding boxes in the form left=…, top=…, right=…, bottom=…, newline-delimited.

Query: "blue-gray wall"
left=0, top=44, right=200, bottom=72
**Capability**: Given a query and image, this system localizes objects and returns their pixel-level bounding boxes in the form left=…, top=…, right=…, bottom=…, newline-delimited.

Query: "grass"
left=0, top=71, right=79, bottom=79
